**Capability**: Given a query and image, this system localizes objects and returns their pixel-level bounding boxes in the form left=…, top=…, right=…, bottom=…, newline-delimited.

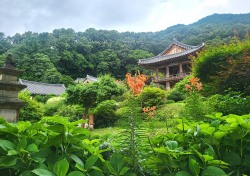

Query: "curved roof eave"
left=138, top=43, right=204, bottom=66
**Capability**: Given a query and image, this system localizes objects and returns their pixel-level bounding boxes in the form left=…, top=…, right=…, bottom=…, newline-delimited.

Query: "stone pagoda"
left=138, top=39, right=204, bottom=89
left=0, top=54, right=27, bottom=122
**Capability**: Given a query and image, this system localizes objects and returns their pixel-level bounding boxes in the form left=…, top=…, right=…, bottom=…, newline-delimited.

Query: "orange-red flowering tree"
left=126, top=72, right=148, bottom=96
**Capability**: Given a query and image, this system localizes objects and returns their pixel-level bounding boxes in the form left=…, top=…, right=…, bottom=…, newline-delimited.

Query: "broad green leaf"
left=110, top=153, right=124, bottom=173
left=70, top=154, right=84, bottom=167
left=165, top=141, right=178, bottom=150
left=235, top=115, right=245, bottom=125
left=20, top=170, right=33, bottom=176
left=230, top=122, right=239, bottom=128
left=201, top=127, right=215, bottom=135
left=0, top=156, right=17, bottom=167
left=105, top=161, right=116, bottom=175
left=91, top=166, right=103, bottom=172
left=219, top=124, right=231, bottom=131
left=0, top=123, right=18, bottom=134
left=226, top=117, right=236, bottom=124
left=177, top=124, right=190, bottom=131
left=189, top=158, right=200, bottom=176
left=32, top=169, right=56, bottom=176
left=17, top=121, right=32, bottom=132
left=201, top=166, right=227, bottom=176
left=203, top=155, right=214, bottom=162
left=7, top=149, right=18, bottom=156
left=215, top=113, right=223, bottom=119
left=223, top=152, right=241, bottom=166
left=0, top=139, right=16, bottom=151
left=176, top=171, right=192, bottom=176
left=120, top=167, right=130, bottom=175
left=85, top=155, right=98, bottom=170
left=53, top=158, right=69, bottom=176
left=210, top=120, right=221, bottom=128
left=154, top=147, right=170, bottom=154
left=75, top=163, right=85, bottom=172
left=214, top=131, right=227, bottom=139
left=67, top=171, right=85, bottom=176
left=207, top=160, right=229, bottom=166
left=26, top=144, right=39, bottom=153
left=17, top=138, right=27, bottom=152
left=89, top=170, right=104, bottom=176
left=31, top=148, right=50, bottom=163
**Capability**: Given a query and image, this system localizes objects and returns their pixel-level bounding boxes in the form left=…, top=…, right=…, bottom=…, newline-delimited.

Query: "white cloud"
left=0, top=0, right=249, bottom=36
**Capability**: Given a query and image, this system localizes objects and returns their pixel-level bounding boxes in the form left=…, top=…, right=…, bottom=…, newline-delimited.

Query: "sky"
left=0, top=0, right=249, bottom=36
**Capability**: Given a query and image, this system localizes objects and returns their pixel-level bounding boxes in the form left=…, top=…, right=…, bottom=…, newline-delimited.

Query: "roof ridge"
left=19, top=79, right=65, bottom=87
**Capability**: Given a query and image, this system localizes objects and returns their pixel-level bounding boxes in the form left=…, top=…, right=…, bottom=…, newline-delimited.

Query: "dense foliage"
left=18, top=91, right=44, bottom=121
left=0, top=117, right=135, bottom=176
left=193, top=38, right=250, bottom=95
left=1, top=13, right=250, bottom=176
left=66, top=75, right=123, bottom=125
left=0, top=14, right=249, bottom=84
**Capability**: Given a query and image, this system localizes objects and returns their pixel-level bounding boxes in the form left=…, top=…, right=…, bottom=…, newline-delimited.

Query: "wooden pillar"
left=155, top=67, right=159, bottom=79
left=166, top=82, right=170, bottom=90
left=179, top=63, right=183, bottom=73
left=165, top=65, right=169, bottom=78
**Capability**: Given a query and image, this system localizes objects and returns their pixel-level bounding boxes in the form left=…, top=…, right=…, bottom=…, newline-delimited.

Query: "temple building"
left=138, top=39, right=204, bottom=89
left=75, top=75, right=98, bottom=84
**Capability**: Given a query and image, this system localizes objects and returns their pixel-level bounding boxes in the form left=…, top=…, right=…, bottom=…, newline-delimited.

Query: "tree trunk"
left=81, top=107, right=89, bottom=128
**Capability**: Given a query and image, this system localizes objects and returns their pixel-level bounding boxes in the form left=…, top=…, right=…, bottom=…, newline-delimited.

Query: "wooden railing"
left=153, top=72, right=190, bottom=82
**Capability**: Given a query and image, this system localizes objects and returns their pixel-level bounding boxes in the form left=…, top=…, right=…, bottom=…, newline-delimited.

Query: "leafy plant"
left=94, top=100, right=118, bottom=128
left=138, top=86, right=166, bottom=107
left=18, top=91, right=44, bottom=121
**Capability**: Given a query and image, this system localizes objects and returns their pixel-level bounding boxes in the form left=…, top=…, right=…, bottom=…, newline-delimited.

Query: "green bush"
left=193, top=38, right=250, bottom=95
left=56, top=105, right=84, bottom=121
left=167, top=76, right=191, bottom=101
left=0, top=117, right=110, bottom=175
left=18, top=91, right=44, bottom=121
left=206, top=91, right=250, bottom=115
left=138, top=86, right=167, bottom=107
left=94, top=100, right=118, bottom=128
left=33, top=94, right=56, bottom=103
left=156, top=102, right=185, bottom=121
left=43, top=96, right=65, bottom=116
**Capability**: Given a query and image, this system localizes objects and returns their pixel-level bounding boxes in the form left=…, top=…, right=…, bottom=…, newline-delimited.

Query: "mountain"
left=0, top=13, right=250, bottom=83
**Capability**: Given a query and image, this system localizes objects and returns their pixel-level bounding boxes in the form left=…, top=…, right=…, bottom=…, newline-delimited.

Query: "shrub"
left=56, top=105, right=84, bottom=121
left=167, top=76, right=191, bottom=101
left=43, top=96, right=65, bottom=116
left=94, top=100, right=118, bottom=128
left=33, top=94, right=56, bottom=103
left=156, top=102, right=185, bottom=121
left=206, top=91, right=250, bottom=115
left=18, top=91, right=44, bottom=121
left=138, top=86, right=167, bottom=107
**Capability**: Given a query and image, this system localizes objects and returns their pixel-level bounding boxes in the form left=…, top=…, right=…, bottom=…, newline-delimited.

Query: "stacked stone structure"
left=0, top=54, right=27, bottom=122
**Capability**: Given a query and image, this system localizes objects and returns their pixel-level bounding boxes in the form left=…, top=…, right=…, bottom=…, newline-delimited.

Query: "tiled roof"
left=19, top=79, right=66, bottom=96
left=75, top=75, right=98, bottom=83
left=138, top=39, right=205, bottom=66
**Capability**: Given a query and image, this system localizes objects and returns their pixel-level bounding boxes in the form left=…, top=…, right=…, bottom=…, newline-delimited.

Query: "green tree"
left=138, top=86, right=166, bottom=107
left=66, top=75, right=123, bottom=119
left=18, top=91, right=44, bottom=121
left=193, top=38, right=250, bottom=95
left=17, top=53, right=55, bottom=82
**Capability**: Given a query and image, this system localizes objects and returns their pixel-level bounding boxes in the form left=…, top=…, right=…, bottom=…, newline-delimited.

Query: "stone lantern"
left=0, top=54, right=27, bottom=122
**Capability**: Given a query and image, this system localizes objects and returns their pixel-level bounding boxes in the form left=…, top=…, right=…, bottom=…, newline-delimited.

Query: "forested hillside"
left=0, top=13, right=249, bottom=84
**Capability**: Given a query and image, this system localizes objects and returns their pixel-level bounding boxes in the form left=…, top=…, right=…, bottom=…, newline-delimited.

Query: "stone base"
left=0, top=109, right=18, bottom=122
